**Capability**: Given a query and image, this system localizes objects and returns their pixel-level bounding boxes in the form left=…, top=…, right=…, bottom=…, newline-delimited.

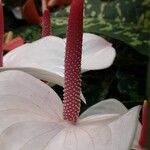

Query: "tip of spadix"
left=143, top=100, right=148, bottom=108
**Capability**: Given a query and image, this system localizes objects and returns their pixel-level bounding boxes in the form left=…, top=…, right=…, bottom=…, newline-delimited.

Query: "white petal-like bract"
left=2, top=33, right=116, bottom=83
left=0, top=71, right=140, bottom=150
left=0, top=70, right=63, bottom=123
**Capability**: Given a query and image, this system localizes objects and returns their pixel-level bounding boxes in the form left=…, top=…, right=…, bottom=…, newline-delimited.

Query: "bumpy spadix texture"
left=0, top=70, right=141, bottom=150
left=63, top=0, right=83, bottom=123
left=42, top=0, right=51, bottom=37
left=42, top=10, right=51, bottom=37
left=0, top=1, right=4, bottom=66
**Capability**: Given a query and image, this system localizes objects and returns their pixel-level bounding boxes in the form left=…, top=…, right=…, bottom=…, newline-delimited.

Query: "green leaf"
left=14, top=25, right=41, bottom=42
left=52, top=0, right=150, bottom=56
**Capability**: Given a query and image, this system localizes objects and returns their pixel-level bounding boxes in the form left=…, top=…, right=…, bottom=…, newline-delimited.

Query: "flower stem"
left=0, top=0, right=4, bottom=67
left=63, top=0, right=84, bottom=123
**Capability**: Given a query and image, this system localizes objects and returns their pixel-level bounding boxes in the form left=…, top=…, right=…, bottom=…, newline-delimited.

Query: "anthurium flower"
left=23, top=0, right=42, bottom=24
left=23, top=0, right=51, bottom=36
left=10, top=0, right=51, bottom=35
left=0, top=1, right=115, bottom=86
left=0, top=70, right=141, bottom=150
left=23, top=0, right=52, bottom=36
left=80, top=99, right=146, bottom=150
left=1, top=34, right=116, bottom=86
left=22, top=0, right=69, bottom=35
left=0, top=0, right=142, bottom=149
left=3, top=36, right=24, bottom=52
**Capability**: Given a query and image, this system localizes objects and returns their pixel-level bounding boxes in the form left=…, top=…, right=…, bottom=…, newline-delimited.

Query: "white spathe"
left=0, top=70, right=141, bottom=150
left=1, top=33, right=116, bottom=86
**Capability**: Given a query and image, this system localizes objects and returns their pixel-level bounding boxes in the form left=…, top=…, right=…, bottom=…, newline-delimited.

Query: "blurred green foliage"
left=52, top=0, right=150, bottom=56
